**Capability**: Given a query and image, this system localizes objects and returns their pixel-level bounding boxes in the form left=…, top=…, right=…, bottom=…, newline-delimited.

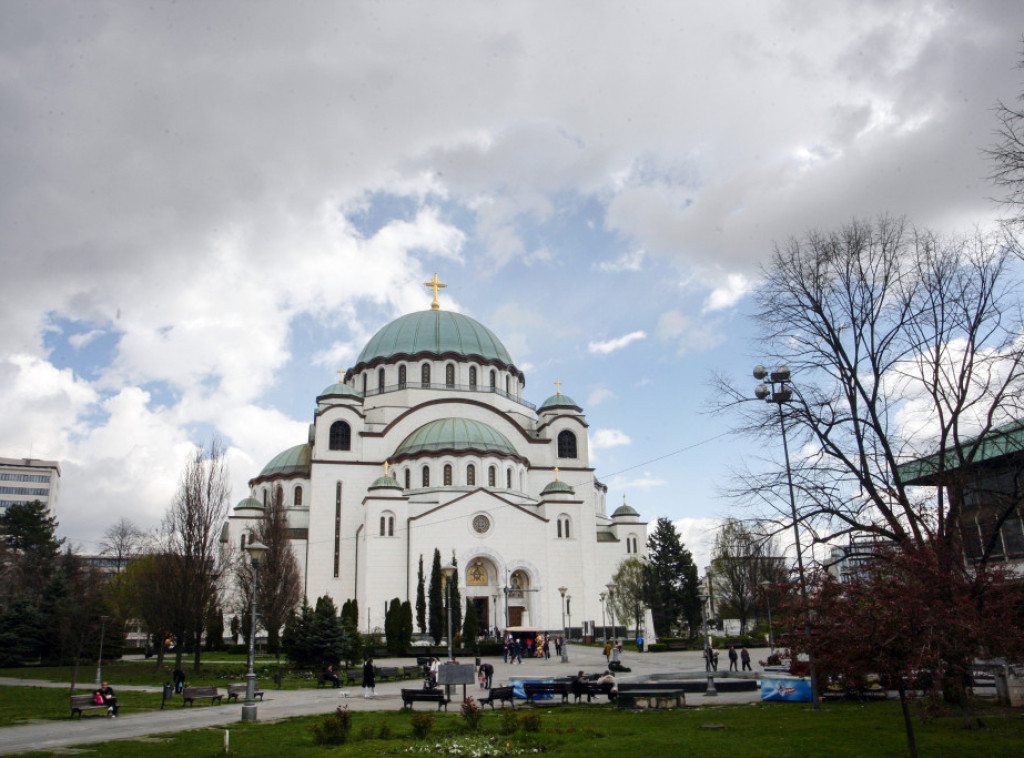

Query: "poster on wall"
left=761, top=678, right=812, bottom=702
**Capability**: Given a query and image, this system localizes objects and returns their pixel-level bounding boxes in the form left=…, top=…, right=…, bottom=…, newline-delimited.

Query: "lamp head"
left=558, top=586, right=567, bottom=597
left=441, top=564, right=456, bottom=581
left=770, top=366, right=791, bottom=383
left=245, top=539, right=269, bottom=566
left=755, top=384, right=770, bottom=400
left=753, top=365, right=768, bottom=380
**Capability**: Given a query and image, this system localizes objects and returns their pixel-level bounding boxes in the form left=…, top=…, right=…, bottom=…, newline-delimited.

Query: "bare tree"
left=609, top=557, right=647, bottom=637
left=988, top=46, right=1024, bottom=226
left=709, top=520, right=786, bottom=634
left=234, top=487, right=302, bottom=656
left=719, top=217, right=1024, bottom=558
left=164, top=438, right=231, bottom=673
left=99, top=518, right=146, bottom=573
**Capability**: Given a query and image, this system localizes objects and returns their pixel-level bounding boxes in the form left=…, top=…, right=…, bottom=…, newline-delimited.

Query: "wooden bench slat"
left=182, top=686, right=223, bottom=706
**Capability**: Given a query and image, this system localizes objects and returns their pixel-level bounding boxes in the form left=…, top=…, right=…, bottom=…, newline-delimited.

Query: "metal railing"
left=361, top=382, right=537, bottom=410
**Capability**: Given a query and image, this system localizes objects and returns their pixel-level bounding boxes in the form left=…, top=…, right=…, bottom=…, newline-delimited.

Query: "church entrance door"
left=509, top=606, right=524, bottom=627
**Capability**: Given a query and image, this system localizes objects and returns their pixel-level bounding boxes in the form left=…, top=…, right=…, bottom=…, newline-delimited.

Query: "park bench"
left=226, top=683, right=264, bottom=702
left=70, top=694, right=118, bottom=719
left=182, top=686, right=223, bottom=706
left=375, top=666, right=401, bottom=680
left=480, top=685, right=516, bottom=708
left=400, top=688, right=449, bottom=710
left=317, top=671, right=343, bottom=688
left=523, top=681, right=571, bottom=703
left=572, top=681, right=613, bottom=703
left=616, top=688, right=685, bottom=709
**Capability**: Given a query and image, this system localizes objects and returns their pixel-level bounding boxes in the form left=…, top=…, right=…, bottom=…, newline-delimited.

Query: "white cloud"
left=595, top=248, right=645, bottom=273
left=656, top=311, right=725, bottom=355
left=590, top=429, right=631, bottom=450
left=674, top=517, right=722, bottom=573
left=702, top=272, right=754, bottom=313
left=588, top=331, right=646, bottom=355
left=588, top=387, right=614, bottom=406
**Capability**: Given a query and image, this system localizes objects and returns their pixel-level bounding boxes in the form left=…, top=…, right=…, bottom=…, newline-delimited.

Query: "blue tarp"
left=510, top=678, right=554, bottom=700
left=761, top=678, right=813, bottom=702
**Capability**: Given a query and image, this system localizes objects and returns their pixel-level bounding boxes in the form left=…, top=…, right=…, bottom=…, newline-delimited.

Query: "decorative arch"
left=329, top=420, right=352, bottom=451
left=557, top=429, right=577, bottom=459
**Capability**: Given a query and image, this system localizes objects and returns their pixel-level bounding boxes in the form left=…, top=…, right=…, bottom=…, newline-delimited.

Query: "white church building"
left=225, top=277, right=647, bottom=636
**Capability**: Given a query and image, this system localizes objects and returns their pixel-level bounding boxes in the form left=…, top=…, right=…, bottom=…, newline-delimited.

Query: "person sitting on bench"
left=596, top=670, right=618, bottom=700
left=96, top=682, right=118, bottom=717
left=323, top=664, right=341, bottom=687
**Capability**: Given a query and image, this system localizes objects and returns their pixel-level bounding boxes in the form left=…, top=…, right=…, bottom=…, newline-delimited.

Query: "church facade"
left=225, top=278, right=647, bottom=636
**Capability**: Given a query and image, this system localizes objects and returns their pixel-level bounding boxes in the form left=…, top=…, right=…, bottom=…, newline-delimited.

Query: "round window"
left=472, top=514, right=490, bottom=534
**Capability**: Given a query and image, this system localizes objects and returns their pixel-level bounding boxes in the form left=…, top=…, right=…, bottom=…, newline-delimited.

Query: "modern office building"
left=0, top=457, right=61, bottom=515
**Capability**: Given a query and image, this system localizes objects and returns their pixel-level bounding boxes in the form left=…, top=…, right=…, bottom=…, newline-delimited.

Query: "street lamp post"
left=565, top=594, right=572, bottom=648
left=760, top=581, right=775, bottom=650
left=599, top=591, right=607, bottom=644
left=242, top=539, right=268, bottom=722
left=441, top=564, right=456, bottom=662
left=605, top=583, right=616, bottom=642
left=754, top=364, right=820, bottom=710
left=558, top=586, right=569, bottom=662
left=95, top=615, right=109, bottom=686
left=698, top=592, right=717, bottom=696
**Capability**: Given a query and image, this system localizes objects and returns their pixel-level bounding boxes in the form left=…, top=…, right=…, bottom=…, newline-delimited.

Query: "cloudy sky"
left=2, top=1, right=1022, bottom=570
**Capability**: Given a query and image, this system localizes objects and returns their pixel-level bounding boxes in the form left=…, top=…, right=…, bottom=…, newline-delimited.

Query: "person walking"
left=604, top=640, right=613, bottom=663
left=728, top=646, right=738, bottom=671
left=636, top=634, right=644, bottom=653
left=362, top=658, right=376, bottom=698
left=741, top=646, right=752, bottom=671
left=704, top=645, right=713, bottom=672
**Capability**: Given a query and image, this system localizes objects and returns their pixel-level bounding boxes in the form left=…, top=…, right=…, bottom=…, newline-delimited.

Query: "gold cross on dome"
left=337, top=368, right=345, bottom=383
left=425, top=273, right=447, bottom=310
left=554, top=466, right=560, bottom=481
left=554, top=379, right=562, bottom=395
left=383, top=461, right=391, bottom=477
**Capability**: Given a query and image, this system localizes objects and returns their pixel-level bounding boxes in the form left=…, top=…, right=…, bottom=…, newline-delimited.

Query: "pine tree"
left=642, top=517, right=701, bottom=638
left=400, top=600, right=414, bottom=650
left=415, top=555, right=427, bottom=634
left=462, top=598, right=479, bottom=644
left=385, top=597, right=403, bottom=654
left=450, top=554, right=463, bottom=639
left=428, top=549, right=443, bottom=644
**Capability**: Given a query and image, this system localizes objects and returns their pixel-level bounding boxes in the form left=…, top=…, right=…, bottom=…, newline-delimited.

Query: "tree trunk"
left=897, top=683, right=918, bottom=758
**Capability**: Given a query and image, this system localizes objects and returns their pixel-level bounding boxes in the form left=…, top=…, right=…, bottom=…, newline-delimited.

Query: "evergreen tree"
left=204, top=602, right=224, bottom=651
left=642, top=517, right=701, bottom=638
left=415, top=555, right=427, bottom=634
left=385, top=597, right=403, bottom=654
left=462, top=599, right=479, bottom=644
left=308, top=595, right=351, bottom=667
left=0, top=596, right=45, bottom=667
left=339, top=599, right=362, bottom=666
left=428, top=549, right=443, bottom=644
left=281, top=601, right=314, bottom=666
left=399, top=600, right=414, bottom=651
left=0, top=500, right=64, bottom=598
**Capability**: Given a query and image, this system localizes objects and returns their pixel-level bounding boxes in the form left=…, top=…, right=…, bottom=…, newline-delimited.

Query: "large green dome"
left=354, top=310, right=514, bottom=369
left=258, top=443, right=312, bottom=478
left=393, top=418, right=517, bottom=459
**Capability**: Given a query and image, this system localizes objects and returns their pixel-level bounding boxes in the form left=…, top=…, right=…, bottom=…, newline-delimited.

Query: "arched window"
left=443, top=464, right=453, bottom=486
left=404, top=468, right=411, bottom=489
left=557, top=430, right=577, bottom=459
left=378, top=368, right=385, bottom=392
left=505, top=375, right=510, bottom=394
left=294, top=486, right=303, bottom=506
left=489, top=370, right=496, bottom=389
left=398, top=365, right=407, bottom=388
left=240, top=532, right=247, bottom=551
left=422, top=466, right=430, bottom=487
left=506, top=468, right=512, bottom=488
left=421, top=363, right=431, bottom=387
left=488, top=466, right=496, bottom=487
left=329, top=420, right=352, bottom=451
left=362, top=374, right=367, bottom=394
left=275, top=485, right=283, bottom=504
left=445, top=364, right=455, bottom=388
left=557, top=515, right=571, bottom=539
left=469, top=366, right=477, bottom=389
left=262, top=488, right=267, bottom=506
left=379, top=512, right=395, bottom=537
left=467, top=464, right=476, bottom=486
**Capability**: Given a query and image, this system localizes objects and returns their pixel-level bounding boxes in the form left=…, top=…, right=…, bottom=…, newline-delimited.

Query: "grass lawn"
left=9, top=699, right=1024, bottom=757
left=0, top=686, right=166, bottom=726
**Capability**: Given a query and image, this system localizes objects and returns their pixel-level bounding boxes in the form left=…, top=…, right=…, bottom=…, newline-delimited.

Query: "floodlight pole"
left=242, top=539, right=268, bottom=722
left=754, top=365, right=821, bottom=710
left=558, top=586, right=569, bottom=662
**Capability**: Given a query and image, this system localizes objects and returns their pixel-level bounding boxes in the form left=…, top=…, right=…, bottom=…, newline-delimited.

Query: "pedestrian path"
left=0, top=645, right=767, bottom=755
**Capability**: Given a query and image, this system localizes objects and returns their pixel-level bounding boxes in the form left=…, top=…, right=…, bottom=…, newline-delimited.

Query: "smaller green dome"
left=394, top=418, right=517, bottom=459
left=541, top=479, right=574, bottom=496
left=612, top=503, right=639, bottom=518
left=370, top=475, right=402, bottom=490
left=259, top=443, right=312, bottom=478
left=319, top=382, right=363, bottom=401
left=234, top=495, right=263, bottom=512
left=539, top=394, right=581, bottom=412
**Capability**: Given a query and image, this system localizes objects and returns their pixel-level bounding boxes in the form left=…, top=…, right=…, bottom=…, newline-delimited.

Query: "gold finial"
left=337, top=368, right=346, bottom=383
left=554, top=379, right=562, bottom=395
left=425, top=273, right=447, bottom=310
left=554, top=466, right=560, bottom=481
left=383, top=460, right=391, bottom=477
left=623, top=494, right=627, bottom=505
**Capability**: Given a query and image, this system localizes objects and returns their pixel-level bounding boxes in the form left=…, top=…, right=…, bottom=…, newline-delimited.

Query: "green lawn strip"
left=0, top=686, right=167, bottom=726
left=11, top=700, right=1024, bottom=757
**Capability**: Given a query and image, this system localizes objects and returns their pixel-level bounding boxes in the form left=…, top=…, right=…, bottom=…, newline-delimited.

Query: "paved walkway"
left=0, top=645, right=769, bottom=755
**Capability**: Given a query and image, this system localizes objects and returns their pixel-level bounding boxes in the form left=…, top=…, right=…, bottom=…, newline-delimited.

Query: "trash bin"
left=273, top=671, right=283, bottom=689
left=161, top=682, right=175, bottom=709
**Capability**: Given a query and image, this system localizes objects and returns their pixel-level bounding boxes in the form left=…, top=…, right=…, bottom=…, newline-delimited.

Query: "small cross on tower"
left=554, top=379, right=562, bottom=395
left=383, top=461, right=391, bottom=477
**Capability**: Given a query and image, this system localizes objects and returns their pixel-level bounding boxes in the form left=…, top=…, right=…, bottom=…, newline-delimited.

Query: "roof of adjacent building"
left=394, top=418, right=517, bottom=458
left=369, top=475, right=403, bottom=490
left=234, top=495, right=264, bottom=511
left=541, top=479, right=575, bottom=495
left=612, top=503, right=640, bottom=518
left=898, top=418, right=1024, bottom=485
left=354, top=309, right=514, bottom=368
left=258, top=443, right=312, bottom=479
left=318, top=382, right=363, bottom=400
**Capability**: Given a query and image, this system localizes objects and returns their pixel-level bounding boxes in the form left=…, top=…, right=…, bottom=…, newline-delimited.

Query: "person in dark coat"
left=741, top=646, right=752, bottom=671
left=362, top=658, right=375, bottom=698
left=728, top=646, right=738, bottom=671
